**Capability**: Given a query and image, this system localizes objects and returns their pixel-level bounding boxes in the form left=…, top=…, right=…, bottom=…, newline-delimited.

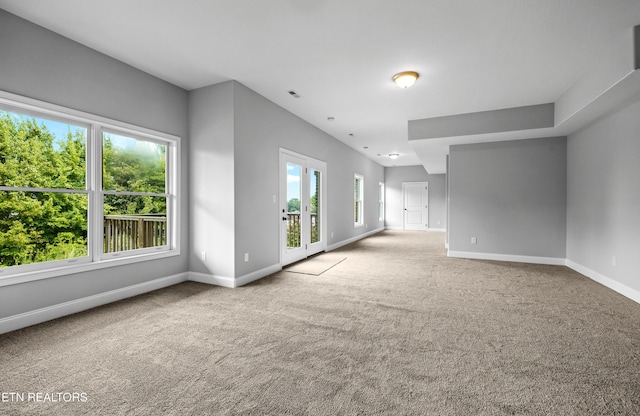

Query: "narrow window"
left=354, top=174, right=364, bottom=227
left=378, top=182, right=385, bottom=222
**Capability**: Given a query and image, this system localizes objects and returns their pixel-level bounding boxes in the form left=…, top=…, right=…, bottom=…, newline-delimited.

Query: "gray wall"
left=448, top=137, right=567, bottom=259
left=567, top=97, right=640, bottom=292
left=190, top=81, right=385, bottom=279
left=189, top=82, right=236, bottom=278
left=0, top=10, right=189, bottom=318
left=383, top=166, right=446, bottom=230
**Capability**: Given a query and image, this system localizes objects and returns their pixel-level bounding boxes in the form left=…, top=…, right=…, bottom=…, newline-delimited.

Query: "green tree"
left=0, top=112, right=87, bottom=267
left=102, top=134, right=166, bottom=216
left=287, top=198, right=300, bottom=213
left=310, top=194, right=317, bottom=214
left=1, top=112, right=170, bottom=267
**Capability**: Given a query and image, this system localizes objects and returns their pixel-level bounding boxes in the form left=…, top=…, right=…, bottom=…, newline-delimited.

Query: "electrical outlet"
left=244, top=253, right=249, bottom=262
left=331, top=232, right=334, bottom=238
left=201, top=251, right=206, bottom=261
left=612, top=256, right=617, bottom=267
left=471, top=237, right=477, bottom=244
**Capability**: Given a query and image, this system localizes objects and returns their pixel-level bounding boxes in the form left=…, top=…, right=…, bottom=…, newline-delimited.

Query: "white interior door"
left=280, top=150, right=326, bottom=266
left=403, top=182, right=429, bottom=231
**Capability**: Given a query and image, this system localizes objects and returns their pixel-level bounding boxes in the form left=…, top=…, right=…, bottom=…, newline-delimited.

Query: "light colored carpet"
left=285, top=252, right=347, bottom=275
left=1, top=230, right=640, bottom=415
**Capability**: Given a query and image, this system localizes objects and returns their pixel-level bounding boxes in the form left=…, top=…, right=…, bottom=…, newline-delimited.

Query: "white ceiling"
left=2, top=0, right=640, bottom=168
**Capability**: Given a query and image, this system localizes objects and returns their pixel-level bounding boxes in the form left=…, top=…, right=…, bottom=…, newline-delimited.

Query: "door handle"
left=282, top=217, right=287, bottom=221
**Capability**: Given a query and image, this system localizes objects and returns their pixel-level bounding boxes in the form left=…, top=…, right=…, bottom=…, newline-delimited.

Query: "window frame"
left=354, top=173, right=364, bottom=228
left=99, top=127, right=174, bottom=259
left=378, top=182, right=385, bottom=222
left=0, top=90, right=180, bottom=287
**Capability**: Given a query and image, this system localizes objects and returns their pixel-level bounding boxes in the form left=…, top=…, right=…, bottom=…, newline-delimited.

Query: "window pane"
left=378, top=183, right=384, bottom=220
left=103, top=194, right=167, bottom=253
left=0, top=110, right=86, bottom=189
left=310, top=169, right=320, bottom=244
left=354, top=176, right=363, bottom=225
left=0, top=191, right=88, bottom=267
left=286, top=163, right=301, bottom=249
left=102, top=132, right=166, bottom=193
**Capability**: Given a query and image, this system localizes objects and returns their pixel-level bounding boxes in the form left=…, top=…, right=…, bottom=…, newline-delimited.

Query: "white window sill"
left=0, top=249, right=180, bottom=288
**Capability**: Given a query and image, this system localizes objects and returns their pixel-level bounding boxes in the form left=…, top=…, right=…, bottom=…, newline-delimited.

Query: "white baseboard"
left=0, top=272, right=188, bottom=335
left=384, top=226, right=446, bottom=232
left=188, top=263, right=282, bottom=288
left=188, top=271, right=235, bottom=288
left=447, top=252, right=640, bottom=305
left=566, top=260, right=640, bottom=304
left=447, top=250, right=566, bottom=265
left=235, top=263, right=282, bottom=287
left=326, top=227, right=384, bottom=251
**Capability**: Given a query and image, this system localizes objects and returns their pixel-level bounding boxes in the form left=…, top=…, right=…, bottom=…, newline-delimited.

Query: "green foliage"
left=0, top=112, right=166, bottom=268
left=287, top=198, right=300, bottom=213
left=102, top=135, right=166, bottom=215
left=310, top=194, right=317, bottom=214
left=0, top=111, right=88, bottom=267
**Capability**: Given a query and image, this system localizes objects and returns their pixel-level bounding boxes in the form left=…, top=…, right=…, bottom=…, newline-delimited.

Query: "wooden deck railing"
left=286, top=212, right=319, bottom=247
left=104, top=213, right=317, bottom=253
left=104, top=215, right=166, bottom=253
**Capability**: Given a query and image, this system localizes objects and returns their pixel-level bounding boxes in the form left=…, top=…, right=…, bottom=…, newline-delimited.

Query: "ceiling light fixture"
left=393, top=71, right=419, bottom=88
left=389, top=153, right=400, bottom=159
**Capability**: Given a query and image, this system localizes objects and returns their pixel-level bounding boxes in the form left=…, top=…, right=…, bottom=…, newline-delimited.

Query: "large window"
left=354, top=174, right=364, bottom=227
left=0, top=92, right=179, bottom=282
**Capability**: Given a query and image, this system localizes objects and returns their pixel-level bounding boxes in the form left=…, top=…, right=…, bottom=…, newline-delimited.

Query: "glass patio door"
left=307, top=165, right=323, bottom=254
left=280, top=150, right=326, bottom=266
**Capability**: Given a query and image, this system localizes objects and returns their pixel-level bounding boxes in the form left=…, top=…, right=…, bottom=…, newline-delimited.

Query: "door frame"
left=279, top=148, right=327, bottom=266
left=402, top=181, right=429, bottom=231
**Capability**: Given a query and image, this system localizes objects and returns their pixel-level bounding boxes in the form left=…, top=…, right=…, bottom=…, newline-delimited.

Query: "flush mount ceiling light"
left=392, top=71, right=419, bottom=88
left=389, top=153, right=400, bottom=159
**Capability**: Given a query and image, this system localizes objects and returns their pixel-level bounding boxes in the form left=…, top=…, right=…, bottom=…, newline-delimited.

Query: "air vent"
left=288, top=90, right=300, bottom=98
